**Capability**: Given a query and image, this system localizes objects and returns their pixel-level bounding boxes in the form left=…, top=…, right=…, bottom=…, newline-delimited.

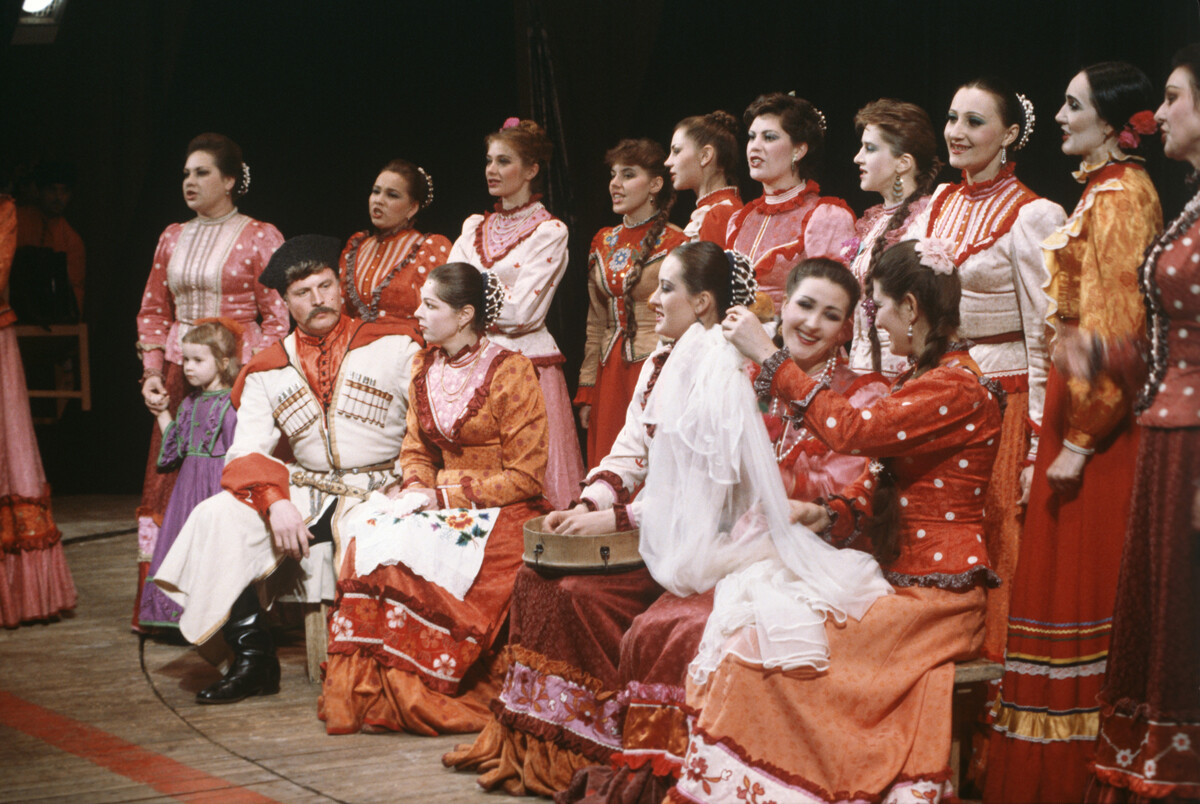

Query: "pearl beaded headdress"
left=1014, top=93, right=1036, bottom=151
left=416, top=166, right=434, bottom=209
left=239, top=163, right=251, bottom=197
left=726, top=249, right=758, bottom=308
left=482, top=270, right=505, bottom=326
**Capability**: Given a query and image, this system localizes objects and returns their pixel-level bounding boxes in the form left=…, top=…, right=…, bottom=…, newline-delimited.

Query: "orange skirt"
left=981, top=389, right=1028, bottom=661
left=319, top=499, right=543, bottom=735
left=672, top=585, right=986, bottom=803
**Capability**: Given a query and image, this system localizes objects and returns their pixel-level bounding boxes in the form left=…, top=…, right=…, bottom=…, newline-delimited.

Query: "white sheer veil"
left=637, top=323, right=892, bottom=682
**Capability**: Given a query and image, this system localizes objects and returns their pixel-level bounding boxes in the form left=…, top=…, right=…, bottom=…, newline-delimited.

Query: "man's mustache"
left=305, top=306, right=338, bottom=322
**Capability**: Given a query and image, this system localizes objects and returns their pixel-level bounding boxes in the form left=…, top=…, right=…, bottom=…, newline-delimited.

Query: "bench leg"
left=304, top=602, right=329, bottom=684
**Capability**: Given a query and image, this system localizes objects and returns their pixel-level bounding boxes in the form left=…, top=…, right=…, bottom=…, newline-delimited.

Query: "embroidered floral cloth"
left=349, top=492, right=500, bottom=600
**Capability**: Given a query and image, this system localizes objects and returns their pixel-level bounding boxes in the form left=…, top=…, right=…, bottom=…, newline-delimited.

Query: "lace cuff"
left=613, top=503, right=634, bottom=532
left=753, top=347, right=792, bottom=399
left=823, top=493, right=867, bottom=549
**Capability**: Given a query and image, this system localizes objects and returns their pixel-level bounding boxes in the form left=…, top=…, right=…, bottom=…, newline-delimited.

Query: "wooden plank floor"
left=0, top=497, right=498, bottom=803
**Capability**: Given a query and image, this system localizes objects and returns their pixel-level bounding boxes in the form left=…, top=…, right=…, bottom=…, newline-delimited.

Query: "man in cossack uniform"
left=155, top=235, right=422, bottom=703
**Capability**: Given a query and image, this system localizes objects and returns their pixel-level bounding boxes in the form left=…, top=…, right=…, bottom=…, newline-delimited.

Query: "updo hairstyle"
left=675, top=110, right=742, bottom=187
left=486, top=119, right=553, bottom=193
left=187, top=133, right=249, bottom=199
left=743, top=92, right=826, bottom=181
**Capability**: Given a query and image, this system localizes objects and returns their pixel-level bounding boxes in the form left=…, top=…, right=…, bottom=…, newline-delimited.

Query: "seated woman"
left=319, top=263, right=549, bottom=735
left=445, top=244, right=889, bottom=799
left=561, top=258, right=890, bottom=804
left=340, top=159, right=451, bottom=325
left=687, top=238, right=1004, bottom=803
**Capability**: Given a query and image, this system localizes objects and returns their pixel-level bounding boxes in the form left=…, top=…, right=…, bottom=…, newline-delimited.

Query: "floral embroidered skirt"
left=671, top=585, right=985, bottom=804
left=1089, top=425, right=1200, bottom=801
left=319, top=499, right=544, bottom=735
left=561, top=591, right=714, bottom=804
left=443, top=565, right=661, bottom=796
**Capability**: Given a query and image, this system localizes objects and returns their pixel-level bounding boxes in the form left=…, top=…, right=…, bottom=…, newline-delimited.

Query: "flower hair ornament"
left=914, top=238, right=956, bottom=275
left=725, top=249, right=758, bottom=308
left=1118, top=110, right=1158, bottom=151
left=502, top=117, right=521, bottom=129
left=482, top=270, right=505, bottom=326
left=416, top=166, right=435, bottom=209
left=1014, top=93, right=1036, bottom=150
left=239, top=162, right=252, bottom=197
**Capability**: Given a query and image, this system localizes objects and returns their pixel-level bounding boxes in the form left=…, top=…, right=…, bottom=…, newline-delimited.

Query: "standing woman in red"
left=340, top=159, right=451, bottom=327
left=134, top=133, right=287, bottom=630
left=909, top=80, right=1065, bottom=661
left=665, top=111, right=743, bottom=246
left=1085, top=44, right=1200, bottom=801
left=575, top=139, right=687, bottom=467
left=0, top=195, right=76, bottom=626
left=984, top=62, right=1162, bottom=804
left=846, top=99, right=941, bottom=378
left=726, top=92, right=856, bottom=314
left=449, top=119, right=583, bottom=509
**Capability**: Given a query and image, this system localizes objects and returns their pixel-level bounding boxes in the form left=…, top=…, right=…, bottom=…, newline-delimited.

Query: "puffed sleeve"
left=448, top=215, right=483, bottom=264
left=580, top=350, right=660, bottom=510
left=574, top=229, right=609, bottom=405
left=399, top=353, right=441, bottom=492
left=249, top=222, right=289, bottom=351
left=221, top=368, right=290, bottom=516
left=136, top=224, right=182, bottom=374
left=803, top=199, right=857, bottom=263
left=157, top=395, right=191, bottom=469
left=1007, top=199, right=1066, bottom=458
left=769, top=359, right=995, bottom=458
left=488, top=219, right=569, bottom=337
left=1059, top=180, right=1161, bottom=450
left=696, top=203, right=735, bottom=248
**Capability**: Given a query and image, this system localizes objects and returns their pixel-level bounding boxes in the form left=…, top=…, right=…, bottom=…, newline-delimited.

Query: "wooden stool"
left=950, top=658, right=1004, bottom=800
left=303, top=602, right=329, bottom=683
left=15, top=323, right=91, bottom=419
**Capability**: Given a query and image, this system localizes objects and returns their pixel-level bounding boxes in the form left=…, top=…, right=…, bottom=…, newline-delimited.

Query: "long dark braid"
left=622, top=210, right=671, bottom=343
left=864, top=239, right=961, bottom=565
left=854, top=98, right=943, bottom=372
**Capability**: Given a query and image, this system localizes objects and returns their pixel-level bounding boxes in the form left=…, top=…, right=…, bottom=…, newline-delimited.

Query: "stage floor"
left=0, top=496, right=495, bottom=803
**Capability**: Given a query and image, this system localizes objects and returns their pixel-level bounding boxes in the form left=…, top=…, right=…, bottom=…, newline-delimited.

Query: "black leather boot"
left=196, top=591, right=281, bottom=704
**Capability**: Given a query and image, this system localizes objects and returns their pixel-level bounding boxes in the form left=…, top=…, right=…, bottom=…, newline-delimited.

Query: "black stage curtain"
left=1, top=0, right=1196, bottom=492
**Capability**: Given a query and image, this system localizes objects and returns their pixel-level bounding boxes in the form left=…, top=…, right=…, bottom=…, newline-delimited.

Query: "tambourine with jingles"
left=522, top=515, right=643, bottom=574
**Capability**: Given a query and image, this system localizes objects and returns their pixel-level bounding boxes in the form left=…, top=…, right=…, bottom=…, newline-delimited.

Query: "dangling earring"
left=891, top=173, right=905, bottom=204
left=1000, top=146, right=1007, bottom=167
left=906, top=321, right=914, bottom=339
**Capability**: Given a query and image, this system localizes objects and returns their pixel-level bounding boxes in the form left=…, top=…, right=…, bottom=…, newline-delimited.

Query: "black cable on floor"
left=137, top=633, right=351, bottom=804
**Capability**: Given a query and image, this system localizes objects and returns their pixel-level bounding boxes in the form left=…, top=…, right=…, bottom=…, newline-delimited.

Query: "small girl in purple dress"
left=138, top=319, right=241, bottom=630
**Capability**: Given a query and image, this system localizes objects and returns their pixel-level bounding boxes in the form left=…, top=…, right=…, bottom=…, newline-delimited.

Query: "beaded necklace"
left=770, top=354, right=838, bottom=465
left=476, top=196, right=549, bottom=267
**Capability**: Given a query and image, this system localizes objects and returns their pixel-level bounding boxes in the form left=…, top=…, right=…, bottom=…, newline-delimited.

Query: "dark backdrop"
left=2, top=0, right=1197, bottom=494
